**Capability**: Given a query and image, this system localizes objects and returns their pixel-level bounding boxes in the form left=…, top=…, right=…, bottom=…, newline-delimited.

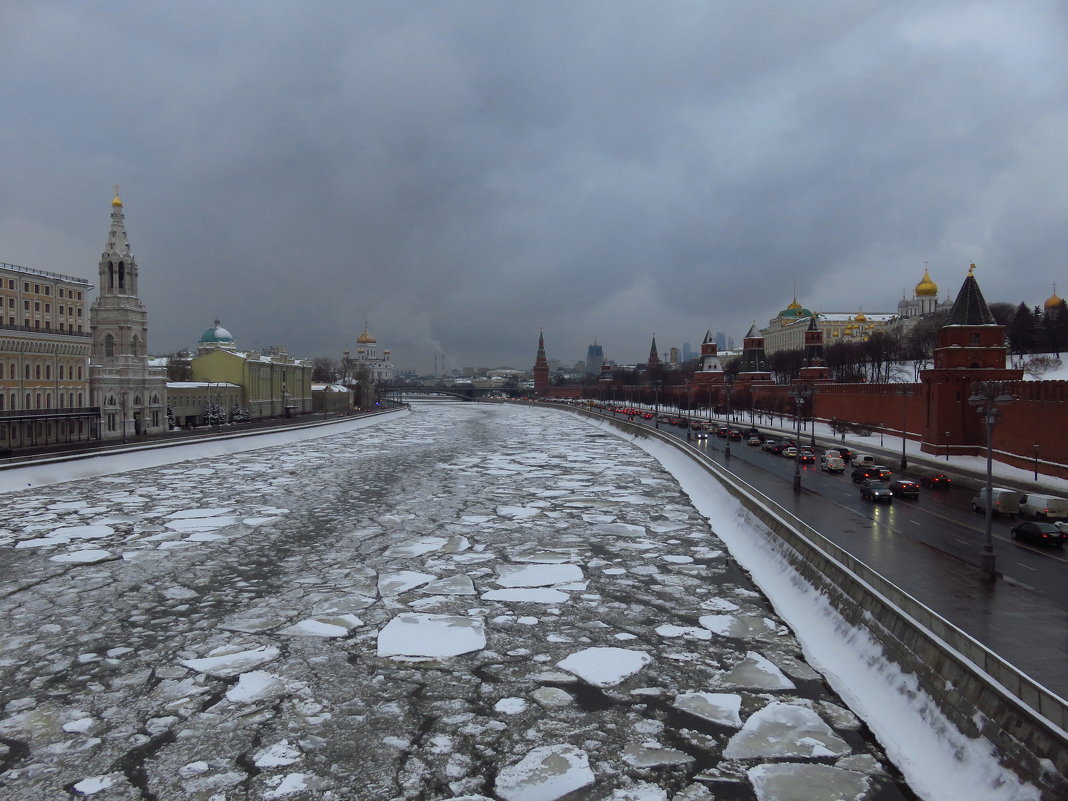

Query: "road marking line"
left=1017, top=563, right=1037, bottom=571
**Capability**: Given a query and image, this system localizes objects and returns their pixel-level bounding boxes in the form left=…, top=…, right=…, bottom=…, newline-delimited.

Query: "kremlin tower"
left=533, top=330, right=549, bottom=396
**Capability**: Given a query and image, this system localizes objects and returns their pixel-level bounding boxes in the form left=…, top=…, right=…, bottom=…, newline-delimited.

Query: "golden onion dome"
left=854, top=311, right=868, bottom=322
left=356, top=324, right=376, bottom=344
left=111, top=193, right=123, bottom=207
left=914, top=267, right=938, bottom=297
left=1045, top=285, right=1063, bottom=310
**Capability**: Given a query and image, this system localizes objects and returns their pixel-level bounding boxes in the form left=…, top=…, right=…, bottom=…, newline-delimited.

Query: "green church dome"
left=199, top=318, right=234, bottom=344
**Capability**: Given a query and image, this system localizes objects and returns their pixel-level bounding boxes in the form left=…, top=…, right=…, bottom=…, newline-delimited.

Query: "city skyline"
left=3, top=3, right=1066, bottom=372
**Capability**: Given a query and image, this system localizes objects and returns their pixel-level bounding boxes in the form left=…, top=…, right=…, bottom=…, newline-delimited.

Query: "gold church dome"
left=854, top=311, right=868, bottom=322
left=111, top=193, right=123, bottom=207
left=1045, top=285, right=1063, bottom=310
left=914, top=268, right=938, bottom=297
left=356, top=324, right=376, bottom=344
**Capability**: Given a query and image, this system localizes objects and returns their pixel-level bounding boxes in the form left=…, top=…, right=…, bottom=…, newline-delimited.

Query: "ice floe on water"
left=0, top=404, right=936, bottom=800
left=377, top=613, right=487, bottom=659
left=494, top=744, right=595, bottom=801
left=556, top=646, right=652, bottom=687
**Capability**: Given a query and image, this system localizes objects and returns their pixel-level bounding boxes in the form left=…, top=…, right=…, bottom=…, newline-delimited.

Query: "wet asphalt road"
left=637, top=414, right=1068, bottom=700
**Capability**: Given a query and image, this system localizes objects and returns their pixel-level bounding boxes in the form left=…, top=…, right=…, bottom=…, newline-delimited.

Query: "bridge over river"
left=0, top=403, right=1048, bottom=800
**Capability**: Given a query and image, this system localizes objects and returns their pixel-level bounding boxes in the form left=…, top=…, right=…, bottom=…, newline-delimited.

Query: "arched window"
left=107, top=261, right=114, bottom=289
left=24, top=393, right=30, bottom=409
left=78, top=366, right=83, bottom=380
left=78, top=392, right=83, bottom=406
left=45, top=365, right=51, bottom=380
left=0, top=394, right=4, bottom=410
left=105, top=334, right=114, bottom=357
left=35, top=365, right=40, bottom=380
left=35, top=393, right=41, bottom=409
left=59, top=365, right=64, bottom=380
left=59, top=392, right=65, bottom=408
left=118, top=261, right=125, bottom=290
left=134, top=395, right=142, bottom=406
left=46, top=394, right=51, bottom=409
left=24, top=364, right=30, bottom=380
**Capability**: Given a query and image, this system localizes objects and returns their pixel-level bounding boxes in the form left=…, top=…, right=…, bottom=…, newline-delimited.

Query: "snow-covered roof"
left=166, top=381, right=241, bottom=389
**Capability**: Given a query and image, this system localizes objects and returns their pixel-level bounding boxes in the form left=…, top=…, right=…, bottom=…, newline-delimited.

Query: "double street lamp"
left=967, top=380, right=1014, bottom=581
left=897, top=386, right=911, bottom=471
left=724, top=378, right=735, bottom=457
left=790, top=383, right=813, bottom=493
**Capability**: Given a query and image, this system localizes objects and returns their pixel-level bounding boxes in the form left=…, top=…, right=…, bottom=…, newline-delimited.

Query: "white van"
left=971, top=488, right=1023, bottom=516
left=1019, top=494, right=1068, bottom=520
left=853, top=453, right=877, bottom=468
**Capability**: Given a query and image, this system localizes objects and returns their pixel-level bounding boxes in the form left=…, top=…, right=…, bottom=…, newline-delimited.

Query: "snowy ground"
left=0, top=402, right=991, bottom=800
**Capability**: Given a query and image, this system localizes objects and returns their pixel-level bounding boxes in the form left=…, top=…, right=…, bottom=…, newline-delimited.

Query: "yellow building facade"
left=190, top=321, right=312, bottom=419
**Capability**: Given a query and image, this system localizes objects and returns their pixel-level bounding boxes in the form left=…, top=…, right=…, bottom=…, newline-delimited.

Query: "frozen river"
left=0, top=402, right=922, bottom=800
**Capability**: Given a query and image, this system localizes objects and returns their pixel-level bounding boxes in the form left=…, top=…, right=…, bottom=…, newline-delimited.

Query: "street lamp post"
left=724, top=379, right=735, bottom=457
left=898, top=386, right=910, bottom=471
left=120, top=392, right=128, bottom=445
left=790, top=384, right=812, bottom=493
left=1034, top=443, right=1040, bottom=481
left=944, top=431, right=950, bottom=462
left=967, top=381, right=1014, bottom=581
left=653, top=381, right=662, bottom=428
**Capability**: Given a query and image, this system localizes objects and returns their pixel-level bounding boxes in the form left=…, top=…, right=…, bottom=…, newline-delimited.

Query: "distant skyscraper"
left=727, top=335, right=735, bottom=350
left=669, top=347, right=679, bottom=364
left=682, top=342, right=693, bottom=362
left=715, top=331, right=726, bottom=350
left=585, top=341, right=604, bottom=374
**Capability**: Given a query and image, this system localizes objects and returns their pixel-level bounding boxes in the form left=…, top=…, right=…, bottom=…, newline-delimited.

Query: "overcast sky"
left=2, top=1, right=1066, bottom=372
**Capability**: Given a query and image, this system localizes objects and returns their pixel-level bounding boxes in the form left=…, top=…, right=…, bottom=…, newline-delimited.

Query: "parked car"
left=1019, top=494, right=1068, bottom=520
left=860, top=479, right=894, bottom=503
left=889, top=479, right=920, bottom=498
left=851, top=465, right=880, bottom=483
left=972, top=488, right=1023, bottom=516
left=1010, top=521, right=1068, bottom=547
left=820, top=454, right=845, bottom=473
left=920, top=473, right=951, bottom=488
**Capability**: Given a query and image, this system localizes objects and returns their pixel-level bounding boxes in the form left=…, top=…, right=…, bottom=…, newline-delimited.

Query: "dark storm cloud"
left=2, top=1, right=1066, bottom=371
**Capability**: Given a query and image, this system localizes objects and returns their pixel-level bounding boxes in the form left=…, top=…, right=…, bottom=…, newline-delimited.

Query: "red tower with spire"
left=647, top=334, right=661, bottom=371
left=533, top=330, right=550, bottom=397
left=919, top=265, right=1022, bottom=456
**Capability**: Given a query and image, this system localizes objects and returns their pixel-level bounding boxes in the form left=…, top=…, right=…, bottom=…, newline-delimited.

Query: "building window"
left=105, top=334, right=114, bottom=357
left=78, top=392, right=83, bottom=406
left=23, top=300, right=29, bottom=311
left=58, top=288, right=64, bottom=298
left=24, top=365, right=30, bottom=380
left=7, top=298, right=12, bottom=307
left=108, top=413, right=116, bottom=431
left=34, top=303, right=39, bottom=312
left=45, top=365, right=50, bottom=380
left=23, top=283, right=29, bottom=292
left=78, top=366, right=83, bottom=379
left=33, top=284, right=39, bottom=293
left=44, top=286, right=50, bottom=295
left=44, top=304, right=50, bottom=313
left=59, top=365, right=64, bottom=379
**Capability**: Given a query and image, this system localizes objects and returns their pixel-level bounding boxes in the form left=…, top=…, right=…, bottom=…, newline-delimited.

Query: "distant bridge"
left=379, top=385, right=524, bottom=402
